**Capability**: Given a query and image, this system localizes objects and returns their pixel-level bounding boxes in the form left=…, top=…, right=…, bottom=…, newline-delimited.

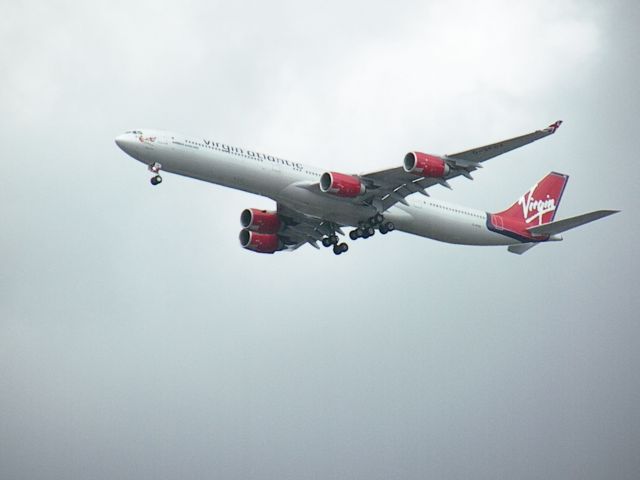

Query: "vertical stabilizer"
left=495, top=172, right=569, bottom=226
left=487, top=172, right=569, bottom=243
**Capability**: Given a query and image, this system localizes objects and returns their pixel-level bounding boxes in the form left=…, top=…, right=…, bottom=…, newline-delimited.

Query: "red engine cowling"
left=239, top=229, right=282, bottom=254
left=240, top=208, right=281, bottom=234
left=319, top=172, right=365, bottom=197
left=403, top=152, right=450, bottom=177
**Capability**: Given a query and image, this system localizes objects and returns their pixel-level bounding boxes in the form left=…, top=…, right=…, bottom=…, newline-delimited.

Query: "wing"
left=359, top=120, right=563, bottom=211
left=446, top=120, right=562, bottom=163
left=276, top=202, right=346, bottom=250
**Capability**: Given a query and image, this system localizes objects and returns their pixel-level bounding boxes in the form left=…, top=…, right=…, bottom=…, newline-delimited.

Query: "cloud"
left=253, top=0, right=601, bottom=169
left=0, top=1, right=637, bottom=480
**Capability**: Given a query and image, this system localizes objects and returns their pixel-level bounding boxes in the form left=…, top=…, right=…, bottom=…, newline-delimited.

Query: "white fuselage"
left=115, top=130, right=516, bottom=247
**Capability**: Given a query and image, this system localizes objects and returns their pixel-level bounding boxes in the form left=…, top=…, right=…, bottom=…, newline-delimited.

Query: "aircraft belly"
left=386, top=203, right=513, bottom=246
left=276, top=185, right=376, bottom=225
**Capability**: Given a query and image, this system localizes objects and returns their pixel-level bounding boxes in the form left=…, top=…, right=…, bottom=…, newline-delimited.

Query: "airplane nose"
left=115, top=134, right=129, bottom=150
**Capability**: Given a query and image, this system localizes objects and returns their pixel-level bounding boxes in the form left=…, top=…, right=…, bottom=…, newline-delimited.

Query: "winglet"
left=544, top=120, right=563, bottom=134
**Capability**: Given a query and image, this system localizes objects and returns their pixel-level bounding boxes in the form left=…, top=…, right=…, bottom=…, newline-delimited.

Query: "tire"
left=366, top=227, right=375, bottom=236
left=333, top=245, right=342, bottom=255
left=322, top=237, right=332, bottom=248
left=349, top=230, right=358, bottom=240
left=386, top=222, right=395, bottom=231
left=374, top=213, right=384, bottom=224
left=340, top=243, right=349, bottom=253
left=379, top=225, right=388, bottom=234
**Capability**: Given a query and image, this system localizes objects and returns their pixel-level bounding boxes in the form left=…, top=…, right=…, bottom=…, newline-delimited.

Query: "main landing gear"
left=148, top=162, right=163, bottom=185
left=348, top=214, right=395, bottom=241
left=321, top=234, right=349, bottom=255
left=321, top=213, right=395, bottom=256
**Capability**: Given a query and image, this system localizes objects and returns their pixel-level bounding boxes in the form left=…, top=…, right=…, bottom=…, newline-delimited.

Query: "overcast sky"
left=1, top=1, right=639, bottom=479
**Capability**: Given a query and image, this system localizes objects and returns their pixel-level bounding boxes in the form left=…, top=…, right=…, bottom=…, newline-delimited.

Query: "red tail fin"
left=496, top=172, right=569, bottom=226
left=488, top=172, right=569, bottom=241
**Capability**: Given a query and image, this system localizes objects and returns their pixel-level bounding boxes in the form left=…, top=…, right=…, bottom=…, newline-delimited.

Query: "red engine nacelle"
left=239, top=229, right=282, bottom=254
left=240, top=208, right=281, bottom=234
left=319, top=172, right=366, bottom=197
left=403, top=152, right=450, bottom=177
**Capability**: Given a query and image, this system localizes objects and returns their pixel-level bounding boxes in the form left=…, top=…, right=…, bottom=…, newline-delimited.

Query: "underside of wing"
left=359, top=168, right=445, bottom=211
left=276, top=203, right=345, bottom=250
left=238, top=204, right=349, bottom=254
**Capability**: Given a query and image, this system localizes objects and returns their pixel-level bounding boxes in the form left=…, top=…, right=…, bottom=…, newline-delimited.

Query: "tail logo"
left=518, top=183, right=556, bottom=225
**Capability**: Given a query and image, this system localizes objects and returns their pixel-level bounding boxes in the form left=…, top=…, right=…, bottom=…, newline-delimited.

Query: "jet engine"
left=239, top=229, right=282, bottom=254
left=319, top=172, right=366, bottom=197
left=403, top=152, right=450, bottom=177
left=240, top=208, right=281, bottom=234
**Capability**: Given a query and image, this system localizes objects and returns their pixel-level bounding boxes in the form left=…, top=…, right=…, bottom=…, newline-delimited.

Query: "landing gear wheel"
left=349, top=230, right=359, bottom=241
left=150, top=175, right=163, bottom=185
left=379, top=224, right=388, bottom=234
left=385, top=222, right=395, bottom=232
left=323, top=235, right=340, bottom=247
left=333, top=243, right=349, bottom=255
left=366, top=227, right=375, bottom=237
left=373, top=213, right=384, bottom=224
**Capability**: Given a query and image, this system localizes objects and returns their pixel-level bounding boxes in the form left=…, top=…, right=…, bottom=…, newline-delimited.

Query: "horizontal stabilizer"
left=527, top=210, right=619, bottom=236
left=508, top=243, right=538, bottom=255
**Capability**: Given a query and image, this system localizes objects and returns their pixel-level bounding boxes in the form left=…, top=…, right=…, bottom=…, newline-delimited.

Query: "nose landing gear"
left=148, top=162, right=163, bottom=185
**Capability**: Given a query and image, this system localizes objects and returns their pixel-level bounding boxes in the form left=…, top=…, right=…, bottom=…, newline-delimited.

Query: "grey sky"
left=1, top=1, right=638, bottom=479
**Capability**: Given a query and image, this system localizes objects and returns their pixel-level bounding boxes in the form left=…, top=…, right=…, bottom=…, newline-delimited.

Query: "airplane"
left=115, top=121, right=618, bottom=255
